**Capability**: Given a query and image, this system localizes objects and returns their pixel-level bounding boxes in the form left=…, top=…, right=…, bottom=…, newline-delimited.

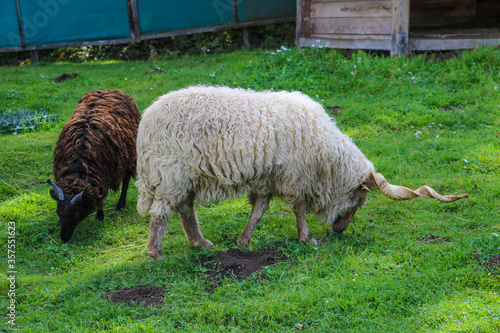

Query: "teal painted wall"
left=1, top=0, right=295, bottom=49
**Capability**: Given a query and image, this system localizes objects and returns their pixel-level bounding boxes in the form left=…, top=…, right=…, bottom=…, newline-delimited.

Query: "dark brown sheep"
left=47, top=90, right=140, bottom=242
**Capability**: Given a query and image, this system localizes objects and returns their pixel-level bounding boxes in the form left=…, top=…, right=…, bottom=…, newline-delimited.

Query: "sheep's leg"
left=237, top=194, right=271, bottom=247
left=96, top=200, right=104, bottom=221
left=178, top=199, right=214, bottom=248
left=116, top=171, right=132, bottom=211
left=148, top=212, right=170, bottom=260
left=294, top=203, right=318, bottom=245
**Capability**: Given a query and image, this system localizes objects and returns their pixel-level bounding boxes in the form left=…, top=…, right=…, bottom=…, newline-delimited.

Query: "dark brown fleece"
left=53, top=90, right=140, bottom=207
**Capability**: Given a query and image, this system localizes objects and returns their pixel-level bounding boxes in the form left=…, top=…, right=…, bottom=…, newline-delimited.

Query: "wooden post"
left=14, top=0, right=25, bottom=48
left=126, top=0, right=141, bottom=43
left=297, top=0, right=312, bottom=46
left=391, top=0, right=410, bottom=56
left=243, top=28, right=251, bottom=50
left=30, top=50, right=39, bottom=64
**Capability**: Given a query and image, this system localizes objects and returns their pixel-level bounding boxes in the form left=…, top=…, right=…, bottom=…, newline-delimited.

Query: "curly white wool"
left=136, top=86, right=374, bottom=224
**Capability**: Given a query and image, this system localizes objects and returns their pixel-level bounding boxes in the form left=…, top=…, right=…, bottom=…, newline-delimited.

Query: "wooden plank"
left=311, top=1, right=392, bottom=18
left=298, top=36, right=392, bottom=50
left=313, top=0, right=389, bottom=3
left=477, top=2, right=500, bottom=16
left=312, top=17, right=392, bottom=34
left=0, top=38, right=134, bottom=53
left=391, top=0, right=410, bottom=55
left=311, top=33, right=390, bottom=39
left=141, top=17, right=295, bottom=40
left=410, top=37, right=500, bottom=51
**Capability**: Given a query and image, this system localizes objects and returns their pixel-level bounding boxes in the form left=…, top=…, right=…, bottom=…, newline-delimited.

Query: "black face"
left=50, top=188, right=95, bottom=242
left=55, top=199, right=88, bottom=242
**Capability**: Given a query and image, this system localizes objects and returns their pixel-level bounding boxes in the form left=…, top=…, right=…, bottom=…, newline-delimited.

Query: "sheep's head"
left=330, top=173, right=468, bottom=233
left=47, top=180, right=96, bottom=242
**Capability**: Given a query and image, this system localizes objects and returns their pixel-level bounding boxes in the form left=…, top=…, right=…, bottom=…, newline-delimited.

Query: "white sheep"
left=136, top=86, right=467, bottom=259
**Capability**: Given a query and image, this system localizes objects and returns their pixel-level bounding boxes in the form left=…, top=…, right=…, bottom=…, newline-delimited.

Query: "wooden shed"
left=297, top=0, right=500, bottom=55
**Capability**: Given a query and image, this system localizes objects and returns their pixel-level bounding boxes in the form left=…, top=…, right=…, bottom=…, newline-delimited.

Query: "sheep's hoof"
left=236, top=238, right=250, bottom=247
left=299, top=235, right=319, bottom=246
left=116, top=203, right=125, bottom=211
left=190, top=238, right=214, bottom=248
left=96, top=210, right=104, bottom=221
left=197, top=239, right=214, bottom=248
left=148, top=250, right=165, bottom=260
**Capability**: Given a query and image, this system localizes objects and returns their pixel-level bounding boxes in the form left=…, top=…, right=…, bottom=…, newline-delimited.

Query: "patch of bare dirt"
left=202, top=248, right=288, bottom=292
left=419, top=235, right=452, bottom=244
left=326, top=105, right=345, bottom=116
left=485, top=255, right=500, bottom=267
left=51, top=73, right=80, bottom=83
left=106, top=285, right=165, bottom=306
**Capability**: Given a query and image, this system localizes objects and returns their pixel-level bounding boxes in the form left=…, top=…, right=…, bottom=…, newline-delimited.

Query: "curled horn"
left=70, top=184, right=91, bottom=205
left=47, top=179, right=65, bottom=201
left=366, top=173, right=468, bottom=203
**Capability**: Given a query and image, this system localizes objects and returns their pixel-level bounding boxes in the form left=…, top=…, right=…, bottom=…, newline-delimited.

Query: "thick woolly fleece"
left=136, top=86, right=375, bottom=225
left=53, top=90, right=140, bottom=204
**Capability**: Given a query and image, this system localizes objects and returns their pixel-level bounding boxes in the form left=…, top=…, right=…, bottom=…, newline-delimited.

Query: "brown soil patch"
left=485, top=255, right=500, bottom=267
left=202, top=248, right=288, bottom=291
left=106, top=285, right=165, bottom=306
left=51, top=73, right=80, bottom=83
left=326, top=105, right=344, bottom=116
left=419, top=235, right=452, bottom=244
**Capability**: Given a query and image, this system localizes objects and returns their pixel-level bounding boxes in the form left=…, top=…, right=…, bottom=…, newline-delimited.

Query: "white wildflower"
left=124, top=78, right=128, bottom=80
left=463, top=159, right=468, bottom=163
left=492, top=233, right=499, bottom=237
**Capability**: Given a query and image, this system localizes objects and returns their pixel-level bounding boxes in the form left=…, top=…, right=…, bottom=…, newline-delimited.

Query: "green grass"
left=0, top=45, right=499, bottom=332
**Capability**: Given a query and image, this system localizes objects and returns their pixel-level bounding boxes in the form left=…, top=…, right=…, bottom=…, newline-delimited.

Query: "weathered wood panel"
left=312, top=0, right=389, bottom=3
left=311, top=1, right=392, bottom=18
left=312, top=17, right=392, bottom=34
left=477, top=0, right=500, bottom=16
left=411, top=37, right=500, bottom=51
left=299, top=35, right=392, bottom=50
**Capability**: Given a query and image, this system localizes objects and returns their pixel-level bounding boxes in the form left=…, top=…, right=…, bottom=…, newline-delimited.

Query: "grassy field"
left=0, top=44, right=499, bottom=332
